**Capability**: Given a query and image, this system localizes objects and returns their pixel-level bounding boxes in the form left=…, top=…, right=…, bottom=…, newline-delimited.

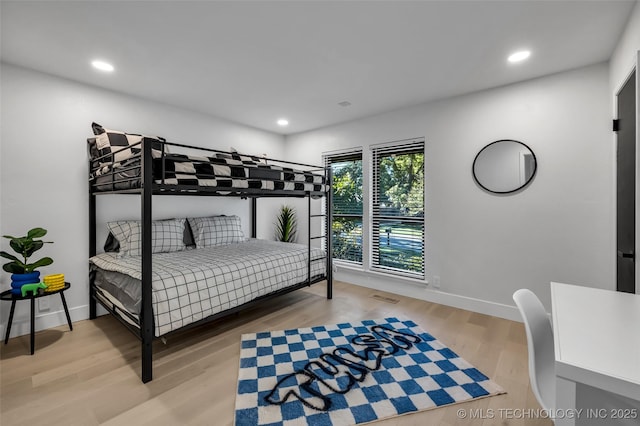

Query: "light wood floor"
left=1, top=281, right=551, bottom=425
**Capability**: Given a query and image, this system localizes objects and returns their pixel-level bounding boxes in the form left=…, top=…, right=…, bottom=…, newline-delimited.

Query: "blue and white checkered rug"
left=234, top=317, right=504, bottom=425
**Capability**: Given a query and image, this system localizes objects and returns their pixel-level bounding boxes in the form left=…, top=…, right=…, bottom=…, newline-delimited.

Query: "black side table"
left=1, top=282, right=73, bottom=354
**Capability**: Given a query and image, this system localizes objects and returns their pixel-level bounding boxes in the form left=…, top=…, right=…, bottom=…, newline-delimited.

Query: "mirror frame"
left=472, top=139, right=537, bottom=194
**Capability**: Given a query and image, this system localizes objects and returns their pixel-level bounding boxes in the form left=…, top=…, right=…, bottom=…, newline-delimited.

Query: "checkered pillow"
left=91, top=122, right=166, bottom=165
left=107, top=218, right=187, bottom=256
left=187, top=215, right=245, bottom=248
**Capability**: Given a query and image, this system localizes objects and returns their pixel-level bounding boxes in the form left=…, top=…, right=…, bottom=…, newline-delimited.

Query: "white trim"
left=3, top=284, right=522, bottom=340
left=333, top=258, right=363, bottom=270
left=335, top=266, right=522, bottom=322
left=337, top=260, right=426, bottom=285
left=362, top=149, right=371, bottom=268
left=324, top=149, right=365, bottom=264
left=369, top=138, right=425, bottom=278
left=369, top=136, right=425, bottom=150
left=321, top=146, right=364, bottom=158
left=3, top=304, right=88, bottom=339
left=368, top=266, right=426, bottom=284
left=613, top=60, right=639, bottom=294
left=636, top=52, right=639, bottom=295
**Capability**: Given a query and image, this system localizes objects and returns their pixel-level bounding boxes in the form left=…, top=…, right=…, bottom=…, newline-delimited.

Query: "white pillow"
left=187, top=215, right=245, bottom=248
left=107, top=218, right=187, bottom=256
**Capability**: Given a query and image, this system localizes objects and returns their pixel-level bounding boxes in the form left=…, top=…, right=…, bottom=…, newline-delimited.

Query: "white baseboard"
left=3, top=304, right=90, bottom=339
left=335, top=268, right=522, bottom=322
left=2, top=271, right=522, bottom=339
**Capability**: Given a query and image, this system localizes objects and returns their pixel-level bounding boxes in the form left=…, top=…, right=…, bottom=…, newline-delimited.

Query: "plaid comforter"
left=90, top=239, right=326, bottom=336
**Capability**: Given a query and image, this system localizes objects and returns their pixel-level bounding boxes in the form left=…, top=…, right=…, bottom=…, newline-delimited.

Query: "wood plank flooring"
left=0, top=281, right=551, bottom=425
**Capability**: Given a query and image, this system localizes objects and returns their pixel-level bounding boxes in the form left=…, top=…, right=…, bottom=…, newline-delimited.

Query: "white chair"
left=513, top=289, right=556, bottom=414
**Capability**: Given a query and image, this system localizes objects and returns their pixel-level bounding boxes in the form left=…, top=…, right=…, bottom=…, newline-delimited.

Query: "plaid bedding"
left=90, top=239, right=326, bottom=336
left=91, top=150, right=327, bottom=193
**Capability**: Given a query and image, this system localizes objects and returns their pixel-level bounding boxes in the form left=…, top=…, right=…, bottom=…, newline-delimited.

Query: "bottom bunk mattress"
left=90, top=239, right=326, bottom=336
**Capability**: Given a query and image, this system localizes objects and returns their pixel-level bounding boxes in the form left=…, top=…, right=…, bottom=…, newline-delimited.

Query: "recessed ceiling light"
left=91, top=60, right=114, bottom=72
left=508, top=50, right=531, bottom=63
left=277, top=119, right=289, bottom=126
left=338, top=101, right=352, bottom=107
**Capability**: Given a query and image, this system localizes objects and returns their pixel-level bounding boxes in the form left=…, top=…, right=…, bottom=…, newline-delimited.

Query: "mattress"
left=92, top=157, right=142, bottom=191
left=91, top=151, right=328, bottom=193
left=90, top=239, right=326, bottom=336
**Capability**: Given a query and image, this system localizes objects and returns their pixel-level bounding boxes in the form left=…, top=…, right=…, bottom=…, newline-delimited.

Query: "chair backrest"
left=513, top=289, right=556, bottom=412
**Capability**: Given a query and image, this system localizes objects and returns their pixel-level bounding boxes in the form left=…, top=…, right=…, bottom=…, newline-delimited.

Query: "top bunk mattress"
left=90, top=239, right=326, bottom=336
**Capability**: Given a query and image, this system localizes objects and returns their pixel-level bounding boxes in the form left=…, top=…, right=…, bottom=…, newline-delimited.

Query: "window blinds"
left=371, top=139, right=425, bottom=277
left=324, top=150, right=363, bottom=264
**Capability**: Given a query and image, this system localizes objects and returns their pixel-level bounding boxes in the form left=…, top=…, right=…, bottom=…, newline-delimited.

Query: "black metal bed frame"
left=88, top=138, right=333, bottom=383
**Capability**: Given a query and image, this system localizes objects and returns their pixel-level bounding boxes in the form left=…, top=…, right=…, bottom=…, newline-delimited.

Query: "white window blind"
left=324, top=150, right=363, bottom=264
left=371, top=139, right=425, bottom=277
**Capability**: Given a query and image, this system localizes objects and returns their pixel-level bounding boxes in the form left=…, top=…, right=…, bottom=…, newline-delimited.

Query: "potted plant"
left=275, top=205, right=297, bottom=243
left=1, top=227, right=53, bottom=295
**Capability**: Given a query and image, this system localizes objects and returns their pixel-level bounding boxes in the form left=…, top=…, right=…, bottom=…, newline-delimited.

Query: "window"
left=371, top=139, right=425, bottom=277
left=324, top=150, right=363, bottom=264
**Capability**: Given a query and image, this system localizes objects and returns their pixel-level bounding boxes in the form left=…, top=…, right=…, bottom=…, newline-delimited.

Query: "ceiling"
left=1, top=0, right=635, bottom=135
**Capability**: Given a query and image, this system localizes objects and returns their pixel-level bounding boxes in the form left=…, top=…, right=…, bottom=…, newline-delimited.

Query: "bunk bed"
left=88, top=124, right=333, bottom=383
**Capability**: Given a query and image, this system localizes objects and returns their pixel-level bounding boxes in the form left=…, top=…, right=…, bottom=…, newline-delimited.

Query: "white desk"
left=551, top=282, right=640, bottom=425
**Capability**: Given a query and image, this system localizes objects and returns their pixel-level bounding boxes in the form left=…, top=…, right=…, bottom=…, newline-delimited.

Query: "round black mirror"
left=472, top=140, right=537, bottom=194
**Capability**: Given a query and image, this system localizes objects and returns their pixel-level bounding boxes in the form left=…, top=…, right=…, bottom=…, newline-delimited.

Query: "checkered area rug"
left=234, top=317, right=504, bottom=425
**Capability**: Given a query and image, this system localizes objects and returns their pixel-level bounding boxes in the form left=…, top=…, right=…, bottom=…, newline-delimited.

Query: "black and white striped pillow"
left=187, top=216, right=245, bottom=248
left=107, top=218, right=187, bottom=257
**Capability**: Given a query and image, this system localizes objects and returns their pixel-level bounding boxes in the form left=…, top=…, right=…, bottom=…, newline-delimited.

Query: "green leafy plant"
left=1, top=227, right=53, bottom=274
left=275, top=205, right=297, bottom=243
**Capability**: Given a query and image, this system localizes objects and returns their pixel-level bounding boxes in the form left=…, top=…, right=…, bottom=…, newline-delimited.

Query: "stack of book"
left=43, top=274, right=65, bottom=292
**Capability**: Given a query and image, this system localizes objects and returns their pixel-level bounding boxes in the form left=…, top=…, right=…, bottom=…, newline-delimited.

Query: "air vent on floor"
left=371, top=294, right=400, bottom=304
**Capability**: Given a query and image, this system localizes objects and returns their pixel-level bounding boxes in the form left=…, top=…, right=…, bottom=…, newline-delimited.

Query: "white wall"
left=285, top=63, right=614, bottom=320
left=0, top=63, right=286, bottom=337
left=609, top=0, right=640, bottom=294
left=610, top=0, right=639, bottom=94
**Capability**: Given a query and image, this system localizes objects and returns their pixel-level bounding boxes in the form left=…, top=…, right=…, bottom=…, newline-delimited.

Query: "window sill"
left=333, top=261, right=427, bottom=286
left=333, top=259, right=363, bottom=271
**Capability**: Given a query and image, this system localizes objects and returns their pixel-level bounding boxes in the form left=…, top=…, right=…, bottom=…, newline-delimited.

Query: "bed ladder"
left=307, top=167, right=333, bottom=300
